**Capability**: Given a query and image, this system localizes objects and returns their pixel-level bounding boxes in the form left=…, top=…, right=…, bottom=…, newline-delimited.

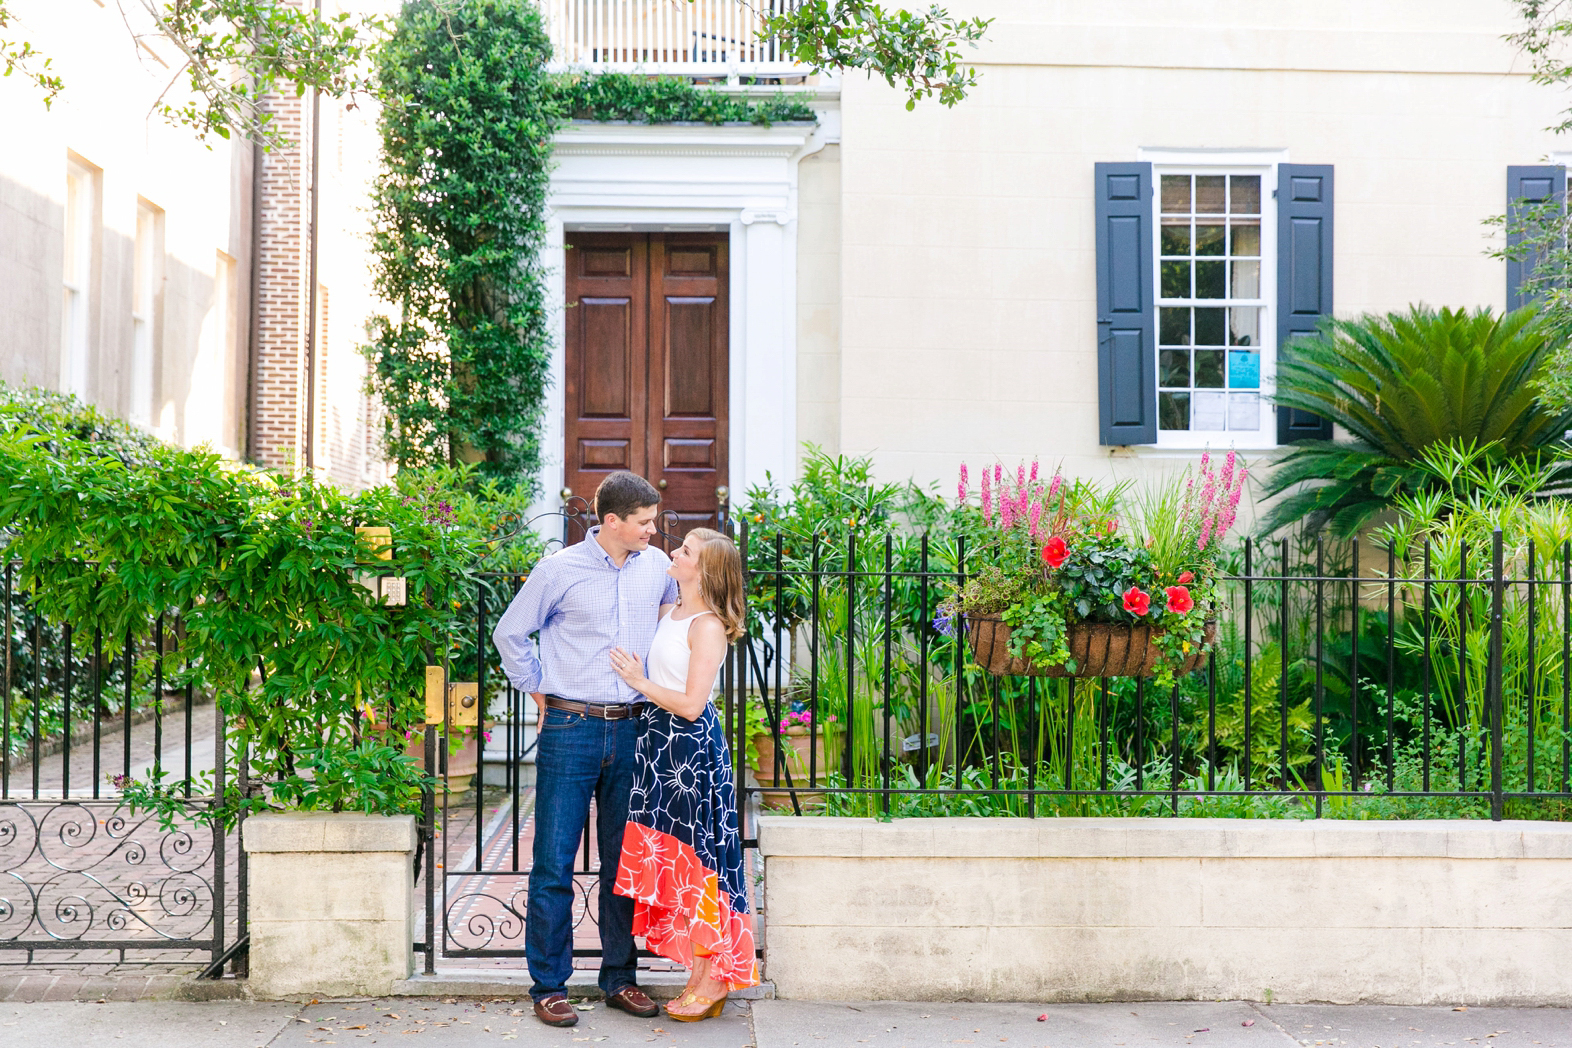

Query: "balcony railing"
left=543, top=0, right=810, bottom=78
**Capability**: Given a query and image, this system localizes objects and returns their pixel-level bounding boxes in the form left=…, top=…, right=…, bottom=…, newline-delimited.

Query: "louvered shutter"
left=1095, top=162, right=1156, bottom=445
left=1506, top=165, right=1566, bottom=311
left=1276, top=164, right=1335, bottom=444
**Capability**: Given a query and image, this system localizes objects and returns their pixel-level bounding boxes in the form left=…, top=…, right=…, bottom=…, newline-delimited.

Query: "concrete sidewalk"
left=2, top=996, right=1569, bottom=1048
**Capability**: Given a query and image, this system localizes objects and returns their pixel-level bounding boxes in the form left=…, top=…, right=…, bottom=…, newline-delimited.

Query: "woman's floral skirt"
left=613, top=703, right=758, bottom=990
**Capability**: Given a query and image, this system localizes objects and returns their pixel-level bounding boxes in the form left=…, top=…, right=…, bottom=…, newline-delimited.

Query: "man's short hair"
left=594, top=471, right=661, bottom=522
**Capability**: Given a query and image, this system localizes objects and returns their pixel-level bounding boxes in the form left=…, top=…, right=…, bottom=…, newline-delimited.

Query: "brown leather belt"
left=543, top=695, right=642, bottom=721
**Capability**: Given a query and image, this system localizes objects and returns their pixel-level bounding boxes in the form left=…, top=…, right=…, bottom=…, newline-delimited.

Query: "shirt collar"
left=587, top=525, right=643, bottom=569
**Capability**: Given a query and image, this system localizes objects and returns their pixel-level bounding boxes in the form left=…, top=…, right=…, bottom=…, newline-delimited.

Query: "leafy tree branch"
left=762, top=0, right=992, bottom=109
left=0, top=1, right=63, bottom=103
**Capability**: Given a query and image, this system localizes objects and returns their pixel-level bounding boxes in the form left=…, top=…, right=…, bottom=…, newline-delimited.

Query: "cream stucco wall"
left=797, top=143, right=843, bottom=463
left=833, top=0, right=1568, bottom=497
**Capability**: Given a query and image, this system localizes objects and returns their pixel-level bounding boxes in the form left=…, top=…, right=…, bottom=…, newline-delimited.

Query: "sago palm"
left=1263, top=305, right=1572, bottom=536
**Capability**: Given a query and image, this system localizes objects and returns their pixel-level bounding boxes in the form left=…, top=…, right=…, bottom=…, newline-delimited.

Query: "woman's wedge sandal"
left=665, top=990, right=726, bottom=1022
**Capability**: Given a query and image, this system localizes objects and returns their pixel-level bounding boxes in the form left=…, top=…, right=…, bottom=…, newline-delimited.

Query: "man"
left=493, top=472, right=676, bottom=1028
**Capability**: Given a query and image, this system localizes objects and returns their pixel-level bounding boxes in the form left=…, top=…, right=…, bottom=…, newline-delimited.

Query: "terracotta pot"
left=966, top=614, right=1215, bottom=678
left=405, top=727, right=487, bottom=794
left=750, top=726, right=835, bottom=809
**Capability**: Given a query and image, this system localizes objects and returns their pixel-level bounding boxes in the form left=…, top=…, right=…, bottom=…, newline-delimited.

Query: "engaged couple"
left=492, top=471, right=756, bottom=1028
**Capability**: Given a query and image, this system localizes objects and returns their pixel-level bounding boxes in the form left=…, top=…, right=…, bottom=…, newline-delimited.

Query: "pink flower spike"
left=994, top=463, right=1003, bottom=488
left=1001, top=496, right=1015, bottom=530
left=1030, top=459, right=1040, bottom=483
left=1047, top=472, right=1062, bottom=500
left=980, top=468, right=992, bottom=524
left=1017, top=463, right=1027, bottom=491
left=1029, top=500, right=1043, bottom=538
left=958, top=463, right=969, bottom=504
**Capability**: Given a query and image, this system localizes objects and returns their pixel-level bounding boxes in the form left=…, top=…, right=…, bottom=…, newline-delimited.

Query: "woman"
left=608, top=527, right=757, bottom=1021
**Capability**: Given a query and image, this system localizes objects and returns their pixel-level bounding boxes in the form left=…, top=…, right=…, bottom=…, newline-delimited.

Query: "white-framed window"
left=1152, top=164, right=1277, bottom=449
left=131, top=200, right=164, bottom=427
left=62, top=158, right=99, bottom=398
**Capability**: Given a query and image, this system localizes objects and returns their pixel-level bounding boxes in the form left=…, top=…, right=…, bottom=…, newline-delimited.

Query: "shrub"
left=0, top=385, right=542, bottom=823
left=1263, top=305, right=1572, bottom=536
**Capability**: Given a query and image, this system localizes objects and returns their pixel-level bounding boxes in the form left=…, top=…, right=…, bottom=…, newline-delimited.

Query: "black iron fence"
left=733, top=526, right=1572, bottom=824
left=0, top=566, right=239, bottom=970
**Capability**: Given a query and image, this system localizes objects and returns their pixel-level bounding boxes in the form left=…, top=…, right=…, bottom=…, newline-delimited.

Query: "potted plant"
left=403, top=722, right=494, bottom=795
left=748, top=700, right=840, bottom=809
left=937, top=453, right=1245, bottom=683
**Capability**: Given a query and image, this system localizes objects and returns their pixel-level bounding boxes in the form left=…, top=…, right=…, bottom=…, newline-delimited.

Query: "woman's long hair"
left=687, top=527, right=746, bottom=642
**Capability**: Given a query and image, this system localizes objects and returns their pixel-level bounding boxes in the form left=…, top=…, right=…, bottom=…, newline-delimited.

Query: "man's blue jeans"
left=526, top=706, right=639, bottom=1000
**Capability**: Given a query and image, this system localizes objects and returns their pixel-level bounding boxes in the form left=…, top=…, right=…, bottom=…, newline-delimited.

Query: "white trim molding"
left=533, top=120, right=829, bottom=526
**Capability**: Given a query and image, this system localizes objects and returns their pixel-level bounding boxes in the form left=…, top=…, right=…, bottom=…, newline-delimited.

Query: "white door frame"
left=531, top=119, right=833, bottom=529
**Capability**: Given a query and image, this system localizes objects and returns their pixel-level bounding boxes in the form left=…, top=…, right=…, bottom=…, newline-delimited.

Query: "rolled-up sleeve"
left=493, top=565, right=554, bottom=693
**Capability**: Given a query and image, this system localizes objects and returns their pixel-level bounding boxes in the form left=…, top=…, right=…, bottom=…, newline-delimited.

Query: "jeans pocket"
left=540, top=708, right=581, bottom=731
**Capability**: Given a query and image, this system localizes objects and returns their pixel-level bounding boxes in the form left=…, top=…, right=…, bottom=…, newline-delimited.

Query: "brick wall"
left=251, top=91, right=311, bottom=471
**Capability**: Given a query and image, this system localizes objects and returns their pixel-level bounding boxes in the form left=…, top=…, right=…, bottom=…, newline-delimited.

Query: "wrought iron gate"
left=0, top=567, right=241, bottom=971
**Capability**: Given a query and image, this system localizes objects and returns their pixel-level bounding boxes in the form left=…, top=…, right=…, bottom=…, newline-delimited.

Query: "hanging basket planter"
left=966, top=614, right=1215, bottom=679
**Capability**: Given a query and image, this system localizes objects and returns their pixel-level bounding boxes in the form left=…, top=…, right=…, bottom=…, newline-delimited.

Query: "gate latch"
left=424, top=666, right=480, bottom=727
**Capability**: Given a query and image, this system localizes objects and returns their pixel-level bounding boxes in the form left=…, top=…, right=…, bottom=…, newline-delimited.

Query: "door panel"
left=650, top=234, right=728, bottom=536
left=563, top=232, right=728, bottom=539
left=564, top=234, right=648, bottom=509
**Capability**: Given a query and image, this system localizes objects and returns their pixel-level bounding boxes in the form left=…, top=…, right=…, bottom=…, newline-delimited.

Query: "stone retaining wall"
left=757, top=817, right=1572, bottom=1004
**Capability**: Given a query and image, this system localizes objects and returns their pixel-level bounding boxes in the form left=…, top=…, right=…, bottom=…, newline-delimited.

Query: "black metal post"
left=1488, top=529, right=1505, bottom=821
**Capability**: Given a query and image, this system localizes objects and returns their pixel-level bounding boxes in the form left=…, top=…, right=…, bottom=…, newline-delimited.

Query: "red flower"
left=1122, top=586, right=1151, bottom=616
left=1177, top=571, right=1194, bottom=584
left=1041, top=536, right=1069, bottom=569
left=1165, top=585, right=1195, bottom=614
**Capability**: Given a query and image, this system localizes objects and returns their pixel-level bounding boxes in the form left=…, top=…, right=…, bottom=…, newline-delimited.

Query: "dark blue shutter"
left=1276, top=164, right=1335, bottom=444
left=1095, top=162, right=1156, bottom=445
left=1506, top=165, right=1565, bottom=311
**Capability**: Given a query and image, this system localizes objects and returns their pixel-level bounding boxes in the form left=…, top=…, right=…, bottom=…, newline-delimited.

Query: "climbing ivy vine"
left=364, top=2, right=817, bottom=492
left=364, top=0, right=557, bottom=490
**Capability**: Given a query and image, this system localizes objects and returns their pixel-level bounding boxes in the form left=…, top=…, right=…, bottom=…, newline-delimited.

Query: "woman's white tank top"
left=647, top=608, right=718, bottom=695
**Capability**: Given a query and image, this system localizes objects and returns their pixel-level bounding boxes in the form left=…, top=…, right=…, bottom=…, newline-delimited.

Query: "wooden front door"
left=563, top=232, right=729, bottom=537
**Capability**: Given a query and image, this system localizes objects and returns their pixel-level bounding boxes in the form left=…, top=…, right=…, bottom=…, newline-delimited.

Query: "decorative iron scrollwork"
left=0, top=802, right=217, bottom=947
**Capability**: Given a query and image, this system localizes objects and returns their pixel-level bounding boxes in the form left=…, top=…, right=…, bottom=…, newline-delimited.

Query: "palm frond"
left=1262, top=305, right=1572, bottom=536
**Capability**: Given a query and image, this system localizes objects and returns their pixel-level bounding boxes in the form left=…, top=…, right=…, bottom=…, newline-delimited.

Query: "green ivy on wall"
left=364, top=0, right=557, bottom=491
left=364, top=0, right=817, bottom=493
left=551, top=71, right=817, bottom=126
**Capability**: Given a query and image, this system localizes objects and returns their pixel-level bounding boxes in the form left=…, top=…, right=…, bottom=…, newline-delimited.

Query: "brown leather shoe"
left=605, top=984, right=660, bottom=1018
left=533, top=993, right=578, bottom=1027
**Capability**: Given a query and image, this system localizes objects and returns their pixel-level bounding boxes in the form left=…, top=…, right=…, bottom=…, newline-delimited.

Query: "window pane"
left=1194, top=260, right=1225, bottom=299
left=1229, top=175, right=1261, bottom=214
left=1231, top=260, right=1260, bottom=299
left=1160, top=392, right=1190, bottom=430
left=1228, top=349, right=1261, bottom=389
left=1229, top=392, right=1261, bottom=430
left=1160, top=349, right=1191, bottom=387
left=1230, top=222, right=1261, bottom=256
left=1195, top=175, right=1226, bottom=213
left=1161, top=175, right=1191, bottom=213
left=1160, top=222, right=1191, bottom=256
left=1194, top=307, right=1226, bottom=345
left=1229, top=306, right=1260, bottom=347
left=1194, top=350, right=1225, bottom=387
left=1161, top=261, right=1191, bottom=299
left=1192, top=390, right=1227, bottom=430
left=1160, top=307, right=1191, bottom=345
left=1194, top=224, right=1225, bottom=256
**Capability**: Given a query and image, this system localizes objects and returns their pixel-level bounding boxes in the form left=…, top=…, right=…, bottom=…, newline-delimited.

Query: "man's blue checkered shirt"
left=492, top=527, right=679, bottom=704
